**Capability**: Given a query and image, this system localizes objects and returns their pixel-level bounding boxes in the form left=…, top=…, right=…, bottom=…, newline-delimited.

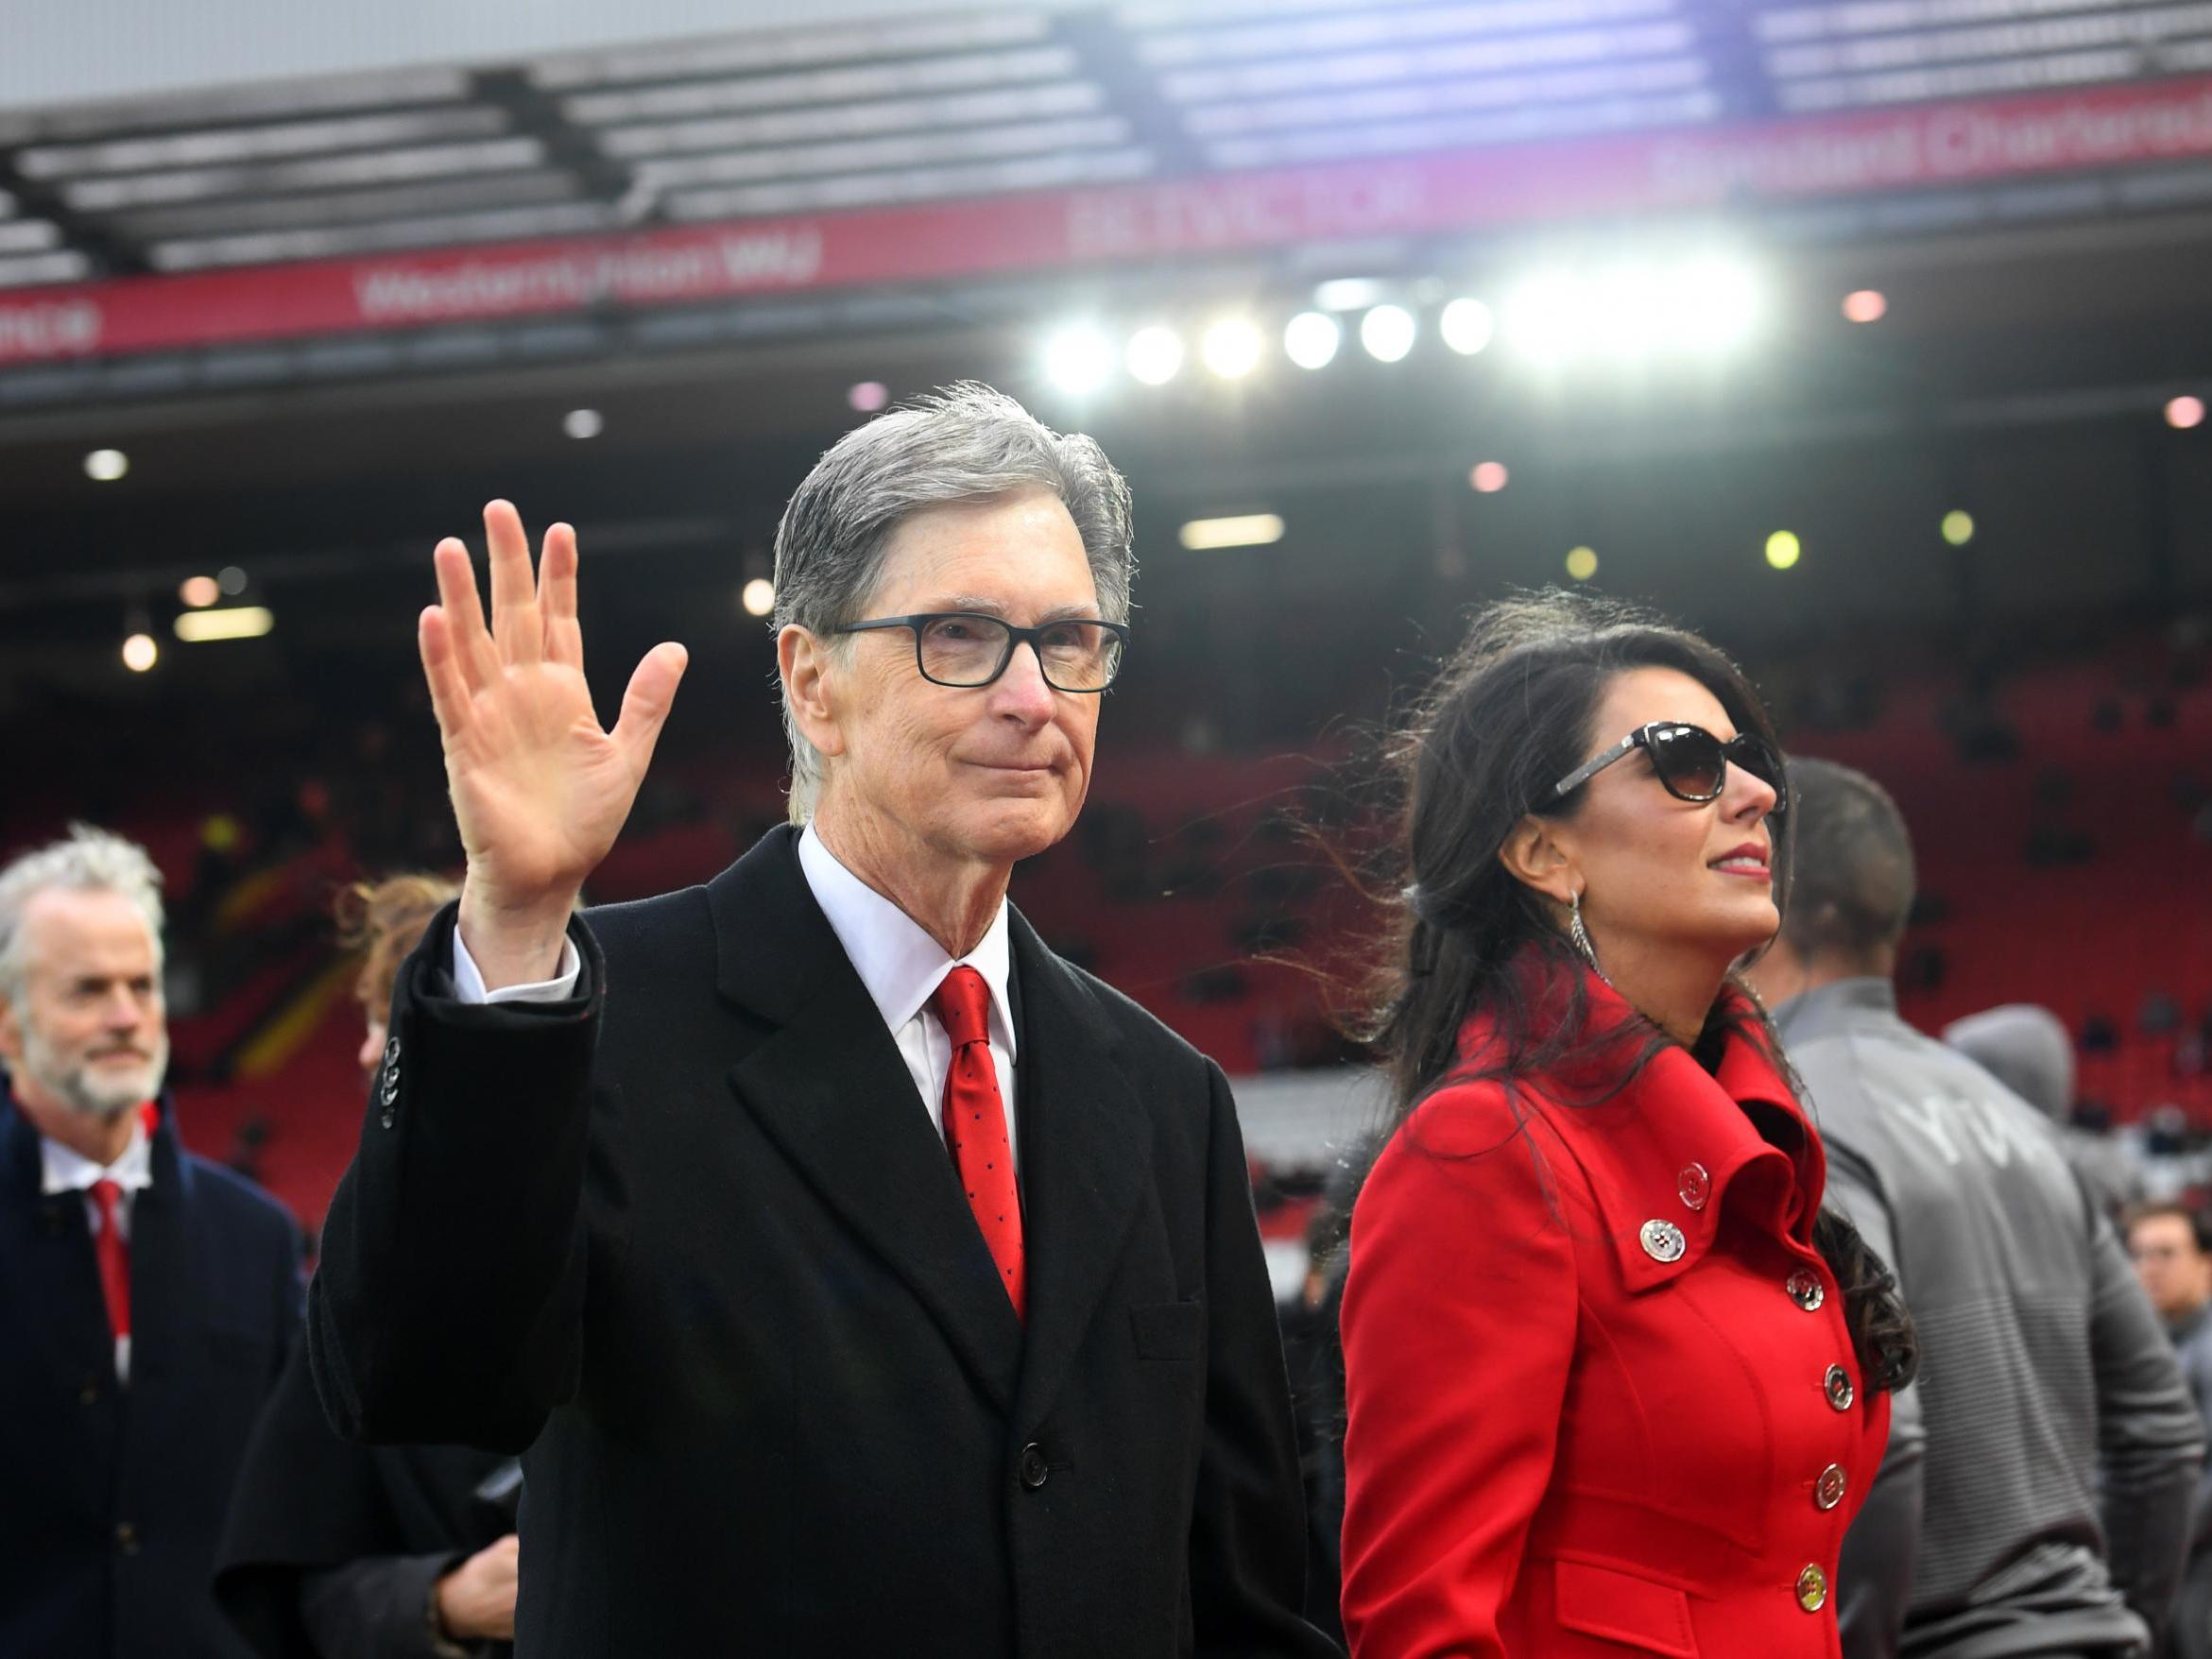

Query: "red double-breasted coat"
left=1340, top=968, right=1891, bottom=1658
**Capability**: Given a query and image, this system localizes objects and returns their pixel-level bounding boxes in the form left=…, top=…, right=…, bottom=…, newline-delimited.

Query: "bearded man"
left=0, top=824, right=302, bottom=1659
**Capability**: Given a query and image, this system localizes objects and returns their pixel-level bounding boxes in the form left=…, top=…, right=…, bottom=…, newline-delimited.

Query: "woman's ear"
left=1500, top=815, right=1578, bottom=906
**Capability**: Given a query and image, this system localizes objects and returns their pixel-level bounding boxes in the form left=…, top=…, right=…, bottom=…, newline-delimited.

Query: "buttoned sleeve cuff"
left=450, top=932, right=582, bottom=1005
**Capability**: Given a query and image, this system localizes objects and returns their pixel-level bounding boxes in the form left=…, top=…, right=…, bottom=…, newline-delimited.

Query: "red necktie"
left=89, top=1178, right=130, bottom=1343
left=933, top=966, right=1025, bottom=1321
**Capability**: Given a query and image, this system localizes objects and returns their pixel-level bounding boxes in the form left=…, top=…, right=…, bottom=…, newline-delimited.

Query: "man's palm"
left=420, top=501, right=686, bottom=914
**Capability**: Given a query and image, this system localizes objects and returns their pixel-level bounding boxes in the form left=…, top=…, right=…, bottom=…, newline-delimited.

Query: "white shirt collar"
left=40, top=1109, right=154, bottom=1198
left=797, top=823, right=1018, bottom=1060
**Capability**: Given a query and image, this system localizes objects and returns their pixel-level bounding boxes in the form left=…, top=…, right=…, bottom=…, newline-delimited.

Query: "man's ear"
left=1499, top=814, right=1578, bottom=906
left=778, top=625, right=847, bottom=762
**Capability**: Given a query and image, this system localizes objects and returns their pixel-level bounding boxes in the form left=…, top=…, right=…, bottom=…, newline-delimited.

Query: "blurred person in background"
left=310, top=386, right=1333, bottom=1657
left=0, top=826, right=302, bottom=1659
left=216, top=872, right=521, bottom=1659
left=1340, top=595, right=1914, bottom=1658
left=1946, top=1002, right=2143, bottom=1219
left=2123, top=1202, right=2212, bottom=1659
left=1751, top=758, right=2201, bottom=1659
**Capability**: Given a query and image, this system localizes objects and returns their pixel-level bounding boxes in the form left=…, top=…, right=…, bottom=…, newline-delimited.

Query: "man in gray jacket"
left=1749, top=757, right=2202, bottom=1659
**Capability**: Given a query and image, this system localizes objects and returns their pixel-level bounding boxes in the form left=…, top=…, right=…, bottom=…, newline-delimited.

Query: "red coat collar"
left=1451, top=953, right=1826, bottom=1292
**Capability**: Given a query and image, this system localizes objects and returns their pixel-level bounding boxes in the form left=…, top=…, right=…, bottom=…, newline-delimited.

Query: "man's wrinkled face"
left=0, top=887, right=168, bottom=1121
left=794, top=488, right=1106, bottom=870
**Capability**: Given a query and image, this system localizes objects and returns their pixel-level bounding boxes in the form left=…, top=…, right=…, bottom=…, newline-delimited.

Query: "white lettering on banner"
left=1651, top=86, right=2212, bottom=202
left=352, top=230, right=824, bottom=323
left=0, top=299, right=103, bottom=359
left=1067, top=165, right=1424, bottom=260
left=1928, top=89, right=2212, bottom=174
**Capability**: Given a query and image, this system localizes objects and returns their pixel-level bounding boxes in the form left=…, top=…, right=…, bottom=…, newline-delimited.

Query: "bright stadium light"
left=1439, top=297, right=1494, bottom=356
left=179, top=574, right=219, bottom=607
left=1502, top=272, right=1583, bottom=366
left=1765, top=530, right=1802, bottom=571
left=741, top=578, right=776, bottom=617
left=1201, top=317, right=1262, bottom=380
left=847, top=381, right=889, bottom=413
left=1565, top=546, right=1599, bottom=581
left=1313, top=277, right=1385, bottom=313
left=174, top=606, right=274, bottom=642
left=1589, top=265, right=1669, bottom=361
left=1469, top=461, right=1509, bottom=494
left=1942, top=509, right=1976, bottom=546
left=122, top=632, right=158, bottom=673
left=2167, top=395, right=2206, bottom=430
left=1178, top=513, right=1284, bottom=550
left=1125, top=325, right=1185, bottom=385
left=1668, top=254, right=1762, bottom=353
left=563, top=408, right=604, bottom=439
left=84, top=448, right=129, bottom=482
left=1360, top=304, right=1416, bottom=363
left=1043, top=323, right=1113, bottom=395
left=1283, top=311, right=1341, bottom=369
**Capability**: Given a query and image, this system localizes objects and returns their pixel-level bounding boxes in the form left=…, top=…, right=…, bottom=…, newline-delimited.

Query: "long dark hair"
left=1365, top=590, right=1916, bottom=1394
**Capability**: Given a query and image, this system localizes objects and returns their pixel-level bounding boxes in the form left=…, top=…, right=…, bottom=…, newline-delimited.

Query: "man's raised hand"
left=419, top=501, right=687, bottom=988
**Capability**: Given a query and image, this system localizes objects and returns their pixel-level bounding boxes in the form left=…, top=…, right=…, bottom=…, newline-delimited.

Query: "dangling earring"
left=1569, top=889, right=1612, bottom=986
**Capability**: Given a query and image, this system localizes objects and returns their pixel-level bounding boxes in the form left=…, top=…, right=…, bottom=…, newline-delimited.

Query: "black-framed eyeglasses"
left=832, top=612, right=1128, bottom=693
left=1551, top=721, right=1788, bottom=812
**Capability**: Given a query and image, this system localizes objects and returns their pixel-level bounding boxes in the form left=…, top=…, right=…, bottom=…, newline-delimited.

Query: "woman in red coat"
left=1339, top=595, right=1917, bottom=1658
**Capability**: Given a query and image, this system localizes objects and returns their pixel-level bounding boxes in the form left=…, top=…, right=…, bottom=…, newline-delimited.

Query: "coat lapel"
left=710, top=829, right=1023, bottom=1413
left=1005, top=914, right=1146, bottom=1428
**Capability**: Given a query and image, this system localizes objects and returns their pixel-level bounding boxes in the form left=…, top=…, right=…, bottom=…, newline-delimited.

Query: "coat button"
left=384, top=1035, right=400, bottom=1066
left=1796, top=1563, right=1828, bottom=1612
left=379, top=1065, right=401, bottom=1107
left=1814, top=1463, right=1847, bottom=1511
left=1825, top=1364, right=1855, bottom=1411
left=115, top=1521, right=140, bottom=1555
left=1017, top=1444, right=1050, bottom=1489
left=1638, top=1220, right=1686, bottom=1263
left=1786, top=1269, right=1826, bottom=1311
left=1676, top=1163, right=1710, bottom=1210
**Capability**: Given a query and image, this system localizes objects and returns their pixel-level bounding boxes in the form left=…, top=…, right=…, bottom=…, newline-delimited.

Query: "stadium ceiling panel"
left=7, top=0, right=2212, bottom=289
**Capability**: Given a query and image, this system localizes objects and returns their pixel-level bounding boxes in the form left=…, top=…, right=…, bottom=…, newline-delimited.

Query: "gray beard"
left=17, top=1020, right=167, bottom=1123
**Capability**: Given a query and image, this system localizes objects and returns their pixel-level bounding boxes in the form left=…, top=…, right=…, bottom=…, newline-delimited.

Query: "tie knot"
left=931, top=965, right=992, bottom=1050
left=90, top=1178, right=123, bottom=1225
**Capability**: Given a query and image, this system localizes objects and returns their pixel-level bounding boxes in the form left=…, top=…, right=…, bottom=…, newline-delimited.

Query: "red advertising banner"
left=7, top=74, right=2212, bottom=368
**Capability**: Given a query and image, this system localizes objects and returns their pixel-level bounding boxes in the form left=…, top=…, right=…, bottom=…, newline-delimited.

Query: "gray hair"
left=0, top=825, right=166, bottom=1004
left=771, top=382, right=1136, bottom=823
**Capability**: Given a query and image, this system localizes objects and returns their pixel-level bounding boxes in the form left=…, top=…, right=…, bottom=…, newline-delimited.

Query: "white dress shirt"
left=41, top=1113, right=151, bottom=1383
left=450, top=825, right=1021, bottom=1171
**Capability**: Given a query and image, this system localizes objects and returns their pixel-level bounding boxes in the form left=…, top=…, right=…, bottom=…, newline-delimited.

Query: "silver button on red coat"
left=1796, top=1564, right=1828, bottom=1612
left=1814, top=1463, right=1847, bottom=1511
left=1639, top=1219, right=1687, bottom=1262
left=1676, top=1163, right=1710, bottom=1210
left=1825, top=1364, right=1855, bottom=1411
left=1787, top=1269, right=1826, bottom=1311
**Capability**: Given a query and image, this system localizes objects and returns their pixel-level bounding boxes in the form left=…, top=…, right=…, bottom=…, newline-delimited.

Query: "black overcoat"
left=310, top=827, right=1334, bottom=1659
left=0, top=1084, right=301, bottom=1659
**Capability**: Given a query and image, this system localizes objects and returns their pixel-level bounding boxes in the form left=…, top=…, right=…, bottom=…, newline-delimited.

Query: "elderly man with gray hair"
left=0, top=826, right=301, bottom=1659
left=311, top=385, right=1336, bottom=1658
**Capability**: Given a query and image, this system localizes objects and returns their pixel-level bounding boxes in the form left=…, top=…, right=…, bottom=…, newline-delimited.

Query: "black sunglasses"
left=1551, top=721, right=1787, bottom=812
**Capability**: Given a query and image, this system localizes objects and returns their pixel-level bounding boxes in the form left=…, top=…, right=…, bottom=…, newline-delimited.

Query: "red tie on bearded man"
left=89, top=1178, right=130, bottom=1343
left=931, top=966, right=1024, bottom=1321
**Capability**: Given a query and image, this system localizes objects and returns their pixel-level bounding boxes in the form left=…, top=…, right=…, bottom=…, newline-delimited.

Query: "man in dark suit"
left=0, top=825, right=303, bottom=1658
left=311, top=385, right=1337, bottom=1657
